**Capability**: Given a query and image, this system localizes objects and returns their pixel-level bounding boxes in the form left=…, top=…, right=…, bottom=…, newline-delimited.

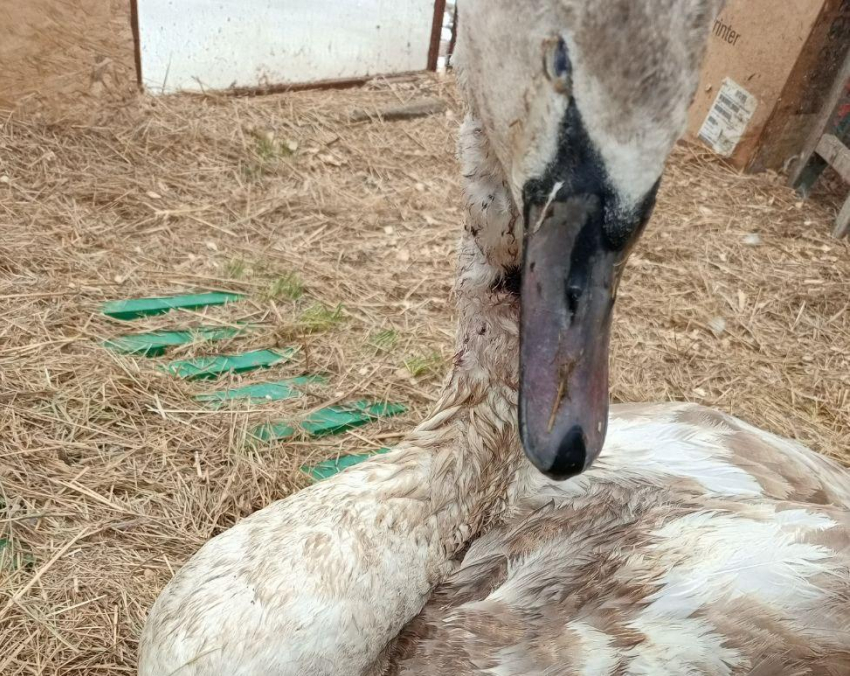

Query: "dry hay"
left=0, top=74, right=848, bottom=673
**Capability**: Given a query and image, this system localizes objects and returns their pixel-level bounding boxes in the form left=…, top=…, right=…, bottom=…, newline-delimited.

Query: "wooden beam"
left=349, top=97, right=447, bottom=123
left=815, top=134, right=850, bottom=183
left=793, top=155, right=829, bottom=198
left=182, top=71, right=424, bottom=99
left=129, top=0, right=142, bottom=89
left=427, top=0, right=448, bottom=71
left=790, top=50, right=850, bottom=188
left=835, top=195, right=850, bottom=239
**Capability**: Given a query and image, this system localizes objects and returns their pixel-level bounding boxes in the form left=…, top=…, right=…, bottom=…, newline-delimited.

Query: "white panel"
left=138, top=0, right=435, bottom=93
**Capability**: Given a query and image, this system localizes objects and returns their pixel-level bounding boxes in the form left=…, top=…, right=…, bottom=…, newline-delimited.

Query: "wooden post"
left=789, top=52, right=850, bottom=189
left=427, top=0, right=448, bottom=71
left=129, top=0, right=143, bottom=89
left=790, top=51, right=850, bottom=238
left=835, top=195, right=850, bottom=238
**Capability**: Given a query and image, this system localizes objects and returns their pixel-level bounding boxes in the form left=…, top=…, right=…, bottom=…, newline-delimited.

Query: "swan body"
left=140, top=0, right=850, bottom=673
left=392, top=404, right=850, bottom=675
left=141, top=398, right=850, bottom=675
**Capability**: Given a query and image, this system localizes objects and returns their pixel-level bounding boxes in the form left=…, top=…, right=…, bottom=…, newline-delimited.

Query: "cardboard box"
left=0, top=0, right=135, bottom=117
left=687, top=0, right=850, bottom=172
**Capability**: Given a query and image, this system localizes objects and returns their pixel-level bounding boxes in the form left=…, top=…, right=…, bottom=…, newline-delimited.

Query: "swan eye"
left=545, top=37, right=572, bottom=94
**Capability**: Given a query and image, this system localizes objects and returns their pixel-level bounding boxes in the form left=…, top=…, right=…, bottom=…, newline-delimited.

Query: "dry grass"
left=0, top=73, right=848, bottom=672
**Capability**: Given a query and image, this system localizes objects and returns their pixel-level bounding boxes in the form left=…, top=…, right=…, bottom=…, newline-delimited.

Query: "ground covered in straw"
left=1, top=75, right=848, bottom=673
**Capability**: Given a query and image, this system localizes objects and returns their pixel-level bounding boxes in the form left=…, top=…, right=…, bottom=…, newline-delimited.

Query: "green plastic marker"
left=164, top=348, right=297, bottom=380
left=302, top=448, right=392, bottom=481
left=252, top=401, right=406, bottom=442
left=195, top=375, right=327, bottom=407
left=104, top=326, right=246, bottom=357
left=102, top=292, right=244, bottom=321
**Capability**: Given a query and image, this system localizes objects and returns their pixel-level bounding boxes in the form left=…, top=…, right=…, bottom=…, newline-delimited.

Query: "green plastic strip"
left=102, top=292, right=244, bottom=320
left=302, top=448, right=391, bottom=481
left=195, top=375, right=326, bottom=406
left=104, top=326, right=246, bottom=357
left=252, top=401, right=406, bottom=442
left=164, top=348, right=296, bottom=380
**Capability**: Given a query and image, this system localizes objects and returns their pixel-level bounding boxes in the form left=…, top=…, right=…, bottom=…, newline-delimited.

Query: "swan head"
left=454, top=0, right=722, bottom=479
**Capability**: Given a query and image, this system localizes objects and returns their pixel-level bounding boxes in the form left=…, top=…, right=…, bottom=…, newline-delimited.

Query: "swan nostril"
left=545, top=425, right=587, bottom=480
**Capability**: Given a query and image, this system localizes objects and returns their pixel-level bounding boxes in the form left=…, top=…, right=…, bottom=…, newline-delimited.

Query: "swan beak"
left=519, top=194, right=628, bottom=480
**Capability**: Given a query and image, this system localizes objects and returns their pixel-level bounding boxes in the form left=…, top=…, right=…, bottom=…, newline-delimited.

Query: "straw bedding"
left=0, top=75, right=848, bottom=673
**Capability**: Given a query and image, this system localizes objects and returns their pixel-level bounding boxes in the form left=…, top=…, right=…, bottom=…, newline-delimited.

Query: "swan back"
left=391, top=404, right=850, bottom=675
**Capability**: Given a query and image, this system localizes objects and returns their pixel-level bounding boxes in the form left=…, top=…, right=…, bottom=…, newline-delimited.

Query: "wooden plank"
left=792, top=154, right=829, bottom=198
left=813, top=133, right=850, bottom=239
left=129, top=0, right=142, bottom=88
left=815, top=134, right=850, bottom=183
left=790, top=51, right=850, bottom=189
left=349, top=98, right=447, bottom=123
left=138, top=0, right=435, bottom=94
left=427, top=0, right=447, bottom=71
left=835, top=194, right=850, bottom=239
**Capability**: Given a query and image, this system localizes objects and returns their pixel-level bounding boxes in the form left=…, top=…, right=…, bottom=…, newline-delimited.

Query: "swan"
left=139, top=0, right=850, bottom=674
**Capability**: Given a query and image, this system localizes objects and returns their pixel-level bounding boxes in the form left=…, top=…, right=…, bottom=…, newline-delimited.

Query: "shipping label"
left=698, top=78, right=758, bottom=157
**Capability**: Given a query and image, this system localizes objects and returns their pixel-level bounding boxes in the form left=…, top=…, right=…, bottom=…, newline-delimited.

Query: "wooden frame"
left=790, top=51, right=850, bottom=238
left=427, top=0, right=448, bottom=72
left=129, top=0, right=448, bottom=94
left=129, top=0, right=142, bottom=89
